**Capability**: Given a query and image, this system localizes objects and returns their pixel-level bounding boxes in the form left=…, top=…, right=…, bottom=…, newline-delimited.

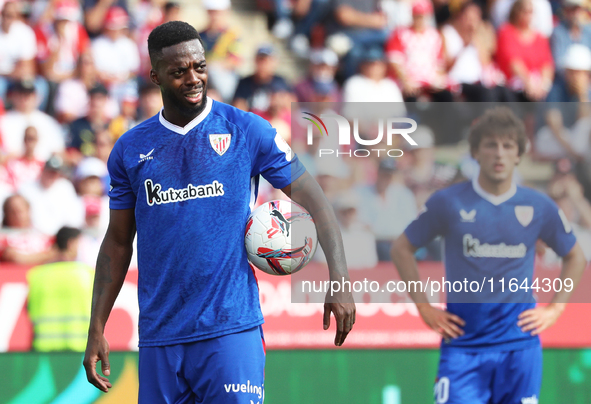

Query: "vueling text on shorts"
left=303, top=277, right=574, bottom=297
left=223, top=381, right=263, bottom=400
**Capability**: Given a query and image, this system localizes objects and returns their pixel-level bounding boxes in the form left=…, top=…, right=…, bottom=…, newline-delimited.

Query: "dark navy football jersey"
left=108, top=97, right=305, bottom=346
left=405, top=178, right=577, bottom=351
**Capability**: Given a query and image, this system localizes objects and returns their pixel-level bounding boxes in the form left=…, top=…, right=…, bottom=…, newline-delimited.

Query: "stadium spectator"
left=108, top=87, right=139, bottom=140
left=200, top=0, right=242, bottom=103
left=252, top=80, right=294, bottom=142
left=27, top=226, right=94, bottom=352
left=18, top=155, right=84, bottom=236
left=551, top=0, right=591, bottom=76
left=94, top=128, right=115, bottom=165
left=5, top=126, right=45, bottom=190
left=491, top=0, right=553, bottom=37
left=441, top=1, right=511, bottom=101
left=67, top=84, right=111, bottom=160
left=0, top=194, right=55, bottom=265
left=90, top=6, right=139, bottom=102
left=83, top=0, right=129, bottom=37
left=294, top=48, right=341, bottom=103
left=233, top=44, right=290, bottom=112
left=343, top=46, right=404, bottom=103
left=0, top=80, right=65, bottom=161
left=495, top=0, right=554, bottom=101
left=546, top=44, right=591, bottom=103
left=75, top=157, right=109, bottom=230
left=0, top=1, right=39, bottom=102
left=289, top=0, right=333, bottom=57
left=77, top=195, right=104, bottom=267
left=34, top=0, right=89, bottom=87
left=386, top=0, right=453, bottom=102
left=329, top=0, right=388, bottom=79
left=357, top=158, right=417, bottom=261
left=136, top=81, right=162, bottom=123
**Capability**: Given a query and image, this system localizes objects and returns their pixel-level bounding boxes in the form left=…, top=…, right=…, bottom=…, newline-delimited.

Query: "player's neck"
left=162, top=98, right=208, bottom=128
left=477, top=174, right=513, bottom=196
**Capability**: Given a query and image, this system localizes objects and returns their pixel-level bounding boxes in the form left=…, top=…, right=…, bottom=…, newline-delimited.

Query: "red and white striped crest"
left=209, top=134, right=231, bottom=156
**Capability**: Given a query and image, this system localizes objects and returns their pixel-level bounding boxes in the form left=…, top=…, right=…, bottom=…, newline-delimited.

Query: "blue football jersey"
left=405, top=177, right=577, bottom=351
left=108, top=97, right=305, bottom=347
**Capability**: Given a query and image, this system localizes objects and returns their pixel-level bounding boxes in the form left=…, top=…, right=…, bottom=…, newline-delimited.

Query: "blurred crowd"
left=0, top=0, right=589, bottom=272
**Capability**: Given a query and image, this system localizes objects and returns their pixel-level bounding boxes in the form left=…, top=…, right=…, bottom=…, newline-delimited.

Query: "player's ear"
left=150, top=69, right=160, bottom=86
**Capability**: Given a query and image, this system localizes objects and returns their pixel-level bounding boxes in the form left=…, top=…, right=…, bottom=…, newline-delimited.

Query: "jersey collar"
left=472, top=175, right=517, bottom=206
left=158, top=96, right=213, bottom=135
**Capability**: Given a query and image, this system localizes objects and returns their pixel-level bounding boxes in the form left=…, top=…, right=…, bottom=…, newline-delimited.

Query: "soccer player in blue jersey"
left=391, top=107, right=586, bottom=404
left=83, top=21, right=355, bottom=403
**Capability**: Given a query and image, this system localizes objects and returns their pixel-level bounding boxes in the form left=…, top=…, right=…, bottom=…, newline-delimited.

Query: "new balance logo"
left=145, top=179, right=224, bottom=206
left=138, top=149, right=154, bottom=163
left=521, top=396, right=538, bottom=404
left=459, top=209, right=476, bottom=222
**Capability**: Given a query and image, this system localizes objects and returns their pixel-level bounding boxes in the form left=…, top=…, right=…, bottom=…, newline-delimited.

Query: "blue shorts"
left=139, top=326, right=266, bottom=404
left=434, top=344, right=542, bottom=404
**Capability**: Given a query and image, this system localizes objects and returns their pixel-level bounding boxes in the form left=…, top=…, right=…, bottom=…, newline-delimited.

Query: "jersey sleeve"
left=539, top=197, right=577, bottom=257
left=107, top=137, right=136, bottom=209
left=404, top=191, right=447, bottom=248
left=246, top=114, right=306, bottom=189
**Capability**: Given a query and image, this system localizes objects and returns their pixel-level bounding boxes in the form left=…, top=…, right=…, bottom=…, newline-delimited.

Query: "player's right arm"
left=83, top=208, right=136, bottom=393
left=390, top=192, right=465, bottom=339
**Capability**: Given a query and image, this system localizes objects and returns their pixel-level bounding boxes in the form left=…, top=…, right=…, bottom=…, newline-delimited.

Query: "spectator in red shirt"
left=496, top=0, right=554, bottom=101
left=386, top=0, right=453, bottom=102
left=5, top=126, right=44, bottom=191
left=0, top=194, right=56, bottom=265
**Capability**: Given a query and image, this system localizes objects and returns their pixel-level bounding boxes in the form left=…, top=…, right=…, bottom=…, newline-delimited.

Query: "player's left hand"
left=323, top=291, right=356, bottom=347
left=517, top=304, right=565, bottom=336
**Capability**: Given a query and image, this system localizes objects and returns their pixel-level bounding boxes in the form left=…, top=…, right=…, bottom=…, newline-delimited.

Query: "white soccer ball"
left=245, top=200, right=318, bottom=275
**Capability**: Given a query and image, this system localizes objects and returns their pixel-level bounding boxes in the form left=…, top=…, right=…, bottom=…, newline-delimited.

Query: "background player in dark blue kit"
left=83, top=21, right=355, bottom=403
left=391, top=107, right=586, bottom=404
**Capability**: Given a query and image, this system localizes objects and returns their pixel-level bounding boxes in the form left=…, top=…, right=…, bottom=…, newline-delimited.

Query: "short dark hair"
left=55, top=227, right=81, bottom=251
left=147, top=21, right=203, bottom=68
left=468, top=107, right=527, bottom=157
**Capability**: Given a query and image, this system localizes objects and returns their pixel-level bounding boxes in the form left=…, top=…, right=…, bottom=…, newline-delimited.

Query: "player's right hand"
left=417, top=304, right=465, bottom=340
left=83, top=333, right=112, bottom=393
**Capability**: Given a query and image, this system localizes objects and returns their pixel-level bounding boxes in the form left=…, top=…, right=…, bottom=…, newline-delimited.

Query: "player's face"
left=151, top=39, right=208, bottom=120
left=474, top=135, right=520, bottom=184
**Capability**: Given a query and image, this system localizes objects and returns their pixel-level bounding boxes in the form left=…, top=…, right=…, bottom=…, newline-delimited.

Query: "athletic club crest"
left=515, top=206, right=534, bottom=227
left=209, top=134, right=231, bottom=156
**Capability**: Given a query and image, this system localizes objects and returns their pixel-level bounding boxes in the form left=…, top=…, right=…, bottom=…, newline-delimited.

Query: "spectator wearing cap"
left=315, top=190, right=378, bottom=269
left=0, top=1, right=39, bottom=102
left=0, top=194, right=56, bottom=265
left=294, top=48, right=341, bottom=103
left=67, top=84, right=111, bottom=161
left=328, top=0, right=388, bottom=79
left=495, top=0, right=554, bottom=101
left=0, top=79, right=65, bottom=161
left=75, top=157, right=110, bottom=230
left=34, top=0, right=89, bottom=87
left=356, top=158, right=417, bottom=261
left=200, top=0, right=242, bottom=103
left=387, top=0, right=453, bottom=102
left=5, top=126, right=45, bottom=190
left=108, top=86, right=138, bottom=140
left=547, top=43, right=591, bottom=103
left=343, top=46, right=403, bottom=103
left=83, top=0, right=129, bottom=37
left=18, top=155, right=84, bottom=236
left=90, top=6, right=139, bottom=102
left=551, top=0, right=591, bottom=77
left=232, top=44, right=290, bottom=112
left=253, top=80, right=295, bottom=142
left=137, top=81, right=162, bottom=123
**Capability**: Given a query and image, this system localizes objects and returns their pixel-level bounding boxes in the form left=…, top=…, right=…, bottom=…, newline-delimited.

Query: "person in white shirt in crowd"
left=18, top=155, right=84, bottom=236
left=5, top=126, right=45, bottom=191
left=90, top=6, right=139, bottom=103
left=0, top=1, right=41, bottom=102
left=315, top=190, right=378, bottom=269
left=357, top=158, right=417, bottom=261
left=491, top=0, right=553, bottom=37
left=0, top=80, right=65, bottom=161
left=74, top=156, right=109, bottom=231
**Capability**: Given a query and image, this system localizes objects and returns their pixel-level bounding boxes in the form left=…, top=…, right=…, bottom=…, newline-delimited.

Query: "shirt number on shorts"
left=434, top=377, right=449, bottom=403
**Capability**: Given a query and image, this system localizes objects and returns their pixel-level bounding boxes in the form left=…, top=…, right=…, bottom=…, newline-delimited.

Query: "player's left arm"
left=282, top=171, right=356, bottom=347
left=518, top=242, right=586, bottom=335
